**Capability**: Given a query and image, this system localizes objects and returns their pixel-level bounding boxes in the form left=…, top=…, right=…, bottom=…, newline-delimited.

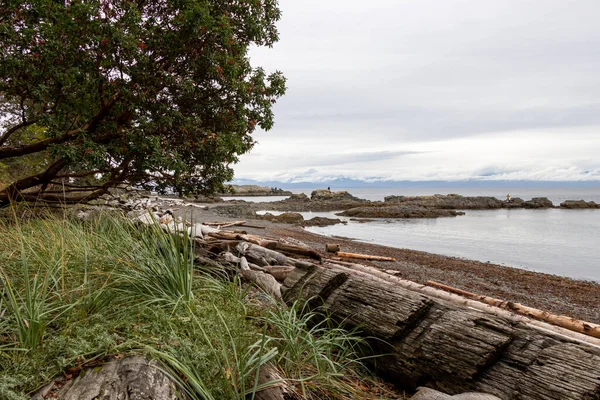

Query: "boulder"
left=32, top=356, right=179, bottom=400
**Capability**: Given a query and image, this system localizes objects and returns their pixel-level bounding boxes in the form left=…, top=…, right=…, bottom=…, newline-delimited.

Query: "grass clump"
left=0, top=211, right=390, bottom=399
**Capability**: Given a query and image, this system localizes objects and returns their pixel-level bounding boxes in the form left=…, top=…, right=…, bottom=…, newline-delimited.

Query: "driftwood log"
left=335, top=251, right=397, bottom=262
left=325, top=243, right=340, bottom=253
left=254, top=364, right=302, bottom=400
left=281, top=263, right=600, bottom=400
left=427, top=280, right=600, bottom=339
left=32, top=356, right=178, bottom=400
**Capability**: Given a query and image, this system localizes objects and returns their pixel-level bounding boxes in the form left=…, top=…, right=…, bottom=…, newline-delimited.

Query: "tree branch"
left=0, top=118, right=40, bottom=146
left=0, top=92, right=119, bottom=160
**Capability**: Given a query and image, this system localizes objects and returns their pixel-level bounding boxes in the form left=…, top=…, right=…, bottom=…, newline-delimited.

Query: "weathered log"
left=262, top=240, right=322, bottom=261
left=239, top=257, right=282, bottom=301
left=239, top=223, right=266, bottom=229
left=254, top=364, right=302, bottom=400
left=32, top=356, right=179, bottom=400
left=204, top=220, right=247, bottom=228
left=335, top=251, right=396, bottom=262
left=410, top=387, right=501, bottom=399
left=262, top=266, right=296, bottom=282
left=236, top=242, right=293, bottom=267
left=325, top=260, right=600, bottom=347
left=326, top=243, right=340, bottom=253
left=427, top=280, right=600, bottom=339
left=282, top=264, right=600, bottom=399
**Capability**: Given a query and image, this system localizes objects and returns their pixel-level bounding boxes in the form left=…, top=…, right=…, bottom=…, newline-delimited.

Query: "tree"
left=0, top=0, right=286, bottom=206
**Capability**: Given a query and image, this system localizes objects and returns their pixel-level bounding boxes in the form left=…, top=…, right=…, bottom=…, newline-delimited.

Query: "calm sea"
left=256, top=187, right=600, bottom=282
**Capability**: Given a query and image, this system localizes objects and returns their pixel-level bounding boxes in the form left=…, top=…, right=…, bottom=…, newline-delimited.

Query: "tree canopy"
left=0, top=0, right=286, bottom=205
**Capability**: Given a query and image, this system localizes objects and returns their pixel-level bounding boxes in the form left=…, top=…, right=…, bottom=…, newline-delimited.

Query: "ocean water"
left=258, top=186, right=600, bottom=282
left=221, top=195, right=289, bottom=203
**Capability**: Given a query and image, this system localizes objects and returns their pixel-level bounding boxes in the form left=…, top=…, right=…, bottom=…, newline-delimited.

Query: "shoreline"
left=267, top=224, right=600, bottom=324
left=173, top=202, right=600, bottom=324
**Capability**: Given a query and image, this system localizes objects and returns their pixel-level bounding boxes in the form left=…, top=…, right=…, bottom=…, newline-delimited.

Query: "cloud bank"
left=235, top=0, right=600, bottom=183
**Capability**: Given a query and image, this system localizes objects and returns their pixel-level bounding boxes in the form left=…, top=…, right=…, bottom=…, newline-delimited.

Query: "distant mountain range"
left=231, top=178, right=600, bottom=189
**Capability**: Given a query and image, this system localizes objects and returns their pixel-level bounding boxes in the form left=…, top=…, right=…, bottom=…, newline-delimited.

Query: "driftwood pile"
left=135, top=212, right=600, bottom=400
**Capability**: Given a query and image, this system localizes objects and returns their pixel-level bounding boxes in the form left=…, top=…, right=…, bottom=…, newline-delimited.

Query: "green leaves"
left=0, top=0, right=286, bottom=202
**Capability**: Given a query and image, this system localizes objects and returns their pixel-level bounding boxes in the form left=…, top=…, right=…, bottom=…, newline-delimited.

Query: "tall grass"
left=261, top=299, right=368, bottom=398
left=0, top=211, right=385, bottom=399
left=116, top=220, right=195, bottom=309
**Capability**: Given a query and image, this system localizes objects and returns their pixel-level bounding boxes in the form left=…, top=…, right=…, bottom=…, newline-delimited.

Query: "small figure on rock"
left=506, top=194, right=511, bottom=202
left=327, top=186, right=331, bottom=191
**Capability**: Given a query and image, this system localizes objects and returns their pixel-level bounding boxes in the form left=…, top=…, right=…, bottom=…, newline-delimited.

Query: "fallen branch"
left=427, top=280, right=600, bottom=339
left=335, top=251, right=396, bottom=262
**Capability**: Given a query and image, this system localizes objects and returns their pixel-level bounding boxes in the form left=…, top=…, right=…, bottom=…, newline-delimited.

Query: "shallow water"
left=258, top=208, right=600, bottom=282
left=222, top=195, right=289, bottom=203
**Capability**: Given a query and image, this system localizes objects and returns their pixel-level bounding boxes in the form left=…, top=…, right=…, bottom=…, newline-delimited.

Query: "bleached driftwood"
left=335, top=251, right=396, bottom=262
left=427, top=280, right=600, bottom=339
left=239, top=257, right=282, bottom=301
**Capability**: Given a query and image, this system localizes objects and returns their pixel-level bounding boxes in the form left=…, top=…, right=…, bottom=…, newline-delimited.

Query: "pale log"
left=335, top=251, right=396, bottom=262
left=427, top=280, right=600, bottom=339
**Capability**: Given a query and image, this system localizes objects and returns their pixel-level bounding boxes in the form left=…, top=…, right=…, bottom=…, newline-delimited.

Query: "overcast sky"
left=236, top=0, right=600, bottom=182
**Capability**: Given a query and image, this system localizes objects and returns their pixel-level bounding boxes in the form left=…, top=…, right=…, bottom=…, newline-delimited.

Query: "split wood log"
left=254, top=364, right=301, bottom=400
left=427, top=280, right=600, bottom=339
left=326, top=243, right=340, bottom=253
left=281, top=264, right=600, bottom=399
left=335, top=251, right=396, bottom=262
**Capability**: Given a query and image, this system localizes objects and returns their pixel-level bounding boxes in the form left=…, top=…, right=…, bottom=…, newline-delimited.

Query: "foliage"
left=0, top=213, right=385, bottom=399
left=0, top=0, right=286, bottom=205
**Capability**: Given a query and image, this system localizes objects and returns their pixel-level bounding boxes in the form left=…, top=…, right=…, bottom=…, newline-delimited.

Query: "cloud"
left=237, top=0, right=600, bottom=182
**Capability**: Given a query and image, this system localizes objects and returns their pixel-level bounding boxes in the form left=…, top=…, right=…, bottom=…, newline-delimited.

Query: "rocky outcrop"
left=32, top=356, right=179, bottom=400
left=523, top=197, right=554, bottom=209
left=259, top=212, right=305, bottom=224
left=383, top=195, right=554, bottom=210
left=222, top=185, right=293, bottom=196
left=310, top=189, right=363, bottom=202
left=282, top=264, right=600, bottom=400
left=338, top=206, right=465, bottom=218
left=560, top=200, right=600, bottom=209
left=303, top=216, right=346, bottom=227
left=261, top=190, right=369, bottom=212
